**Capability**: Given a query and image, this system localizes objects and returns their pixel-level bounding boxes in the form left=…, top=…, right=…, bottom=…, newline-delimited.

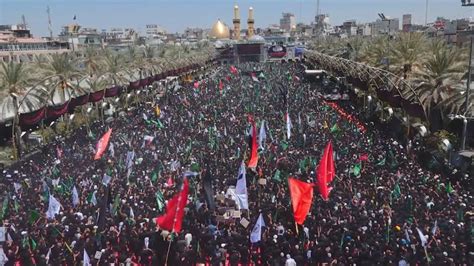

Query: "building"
left=59, top=24, right=103, bottom=50
left=247, top=7, right=255, bottom=39
left=0, top=24, right=69, bottom=63
left=233, top=5, right=241, bottom=40
left=184, top=28, right=206, bottom=41
left=314, top=14, right=331, bottom=36
left=145, top=24, right=166, bottom=37
left=209, top=19, right=230, bottom=39
left=342, top=20, right=357, bottom=36
left=280, top=13, right=296, bottom=32
left=402, top=14, right=412, bottom=32
left=372, top=18, right=399, bottom=35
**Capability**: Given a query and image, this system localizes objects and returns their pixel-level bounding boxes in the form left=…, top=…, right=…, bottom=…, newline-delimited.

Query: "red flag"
left=193, top=81, right=199, bottom=89
left=168, top=176, right=174, bottom=187
left=359, top=153, right=369, bottom=162
left=247, top=118, right=258, bottom=168
left=226, top=75, right=231, bottom=81
left=156, top=178, right=189, bottom=233
left=251, top=72, right=259, bottom=82
left=288, top=178, right=313, bottom=225
left=247, top=119, right=259, bottom=168
left=56, top=146, right=63, bottom=159
left=94, top=129, right=112, bottom=160
left=230, top=65, right=238, bottom=75
left=327, top=142, right=335, bottom=183
left=317, top=141, right=333, bottom=201
left=219, top=80, right=224, bottom=91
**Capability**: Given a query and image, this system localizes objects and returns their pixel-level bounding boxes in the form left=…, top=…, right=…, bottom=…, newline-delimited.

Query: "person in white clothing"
left=285, top=254, right=296, bottom=266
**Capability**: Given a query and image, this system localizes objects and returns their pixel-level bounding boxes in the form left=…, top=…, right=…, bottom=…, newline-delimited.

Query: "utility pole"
left=316, top=0, right=320, bottom=17
left=425, top=0, right=429, bottom=25
left=47, top=6, right=53, bottom=39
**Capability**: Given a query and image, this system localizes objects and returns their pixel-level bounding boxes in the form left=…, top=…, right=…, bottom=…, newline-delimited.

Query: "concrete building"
left=372, top=18, right=399, bottom=35
left=314, top=14, right=331, bottom=36
left=0, top=24, right=69, bottom=63
left=280, top=13, right=296, bottom=32
left=402, top=14, right=412, bottom=32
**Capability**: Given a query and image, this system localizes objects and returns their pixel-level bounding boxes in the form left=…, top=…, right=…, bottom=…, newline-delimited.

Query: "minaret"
left=247, top=7, right=255, bottom=38
left=233, top=5, right=241, bottom=40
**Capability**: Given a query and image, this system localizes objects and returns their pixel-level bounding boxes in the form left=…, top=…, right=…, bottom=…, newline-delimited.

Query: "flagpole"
left=164, top=178, right=186, bottom=266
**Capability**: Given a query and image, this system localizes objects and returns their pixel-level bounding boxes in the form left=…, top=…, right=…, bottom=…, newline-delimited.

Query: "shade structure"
left=19, top=108, right=46, bottom=126
left=47, top=101, right=70, bottom=119
left=402, top=99, right=425, bottom=119
left=105, top=86, right=122, bottom=98
left=89, top=90, right=105, bottom=103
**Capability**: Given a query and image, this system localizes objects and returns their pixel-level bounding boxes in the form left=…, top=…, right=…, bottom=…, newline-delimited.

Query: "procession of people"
left=0, top=61, right=472, bottom=265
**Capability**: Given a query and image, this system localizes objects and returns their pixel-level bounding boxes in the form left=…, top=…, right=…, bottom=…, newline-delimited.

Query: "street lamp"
left=448, top=114, right=472, bottom=150
left=378, top=13, right=391, bottom=71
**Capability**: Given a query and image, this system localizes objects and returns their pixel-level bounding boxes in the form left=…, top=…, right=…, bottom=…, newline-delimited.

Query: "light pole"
left=449, top=114, right=473, bottom=150
left=378, top=13, right=391, bottom=71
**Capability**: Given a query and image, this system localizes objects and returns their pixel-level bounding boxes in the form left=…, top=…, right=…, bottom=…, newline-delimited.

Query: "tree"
left=40, top=53, right=83, bottom=105
left=411, top=39, right=467, bottom=114
left=390, top=32, right=428, bottom=79
left=0, top=61, right=48, bottom=159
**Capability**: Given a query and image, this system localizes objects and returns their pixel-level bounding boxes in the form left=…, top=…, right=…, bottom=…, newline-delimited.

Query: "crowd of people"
left=0, top=62, right=472, bottom=265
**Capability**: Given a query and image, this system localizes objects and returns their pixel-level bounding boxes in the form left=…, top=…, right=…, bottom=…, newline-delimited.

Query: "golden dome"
left=209, top=19, right=230, bottom=39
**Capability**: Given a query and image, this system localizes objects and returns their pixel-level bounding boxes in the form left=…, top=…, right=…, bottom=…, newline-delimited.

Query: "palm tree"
left=359, top=36, right=390, bottom=68
left=390, top=32, right=428, bottom=79
left=82, top=46, right=102, bottom=76
left=411, top=39, right=467, bottom=115
left=40, top=53, right=83, bottom=105
left=102, top=50, right=126, bottom=87
left=0, top=61, right=48, bottom=159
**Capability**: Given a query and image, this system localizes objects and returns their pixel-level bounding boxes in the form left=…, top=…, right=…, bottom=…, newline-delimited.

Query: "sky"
left=0, top=0, right=472, bottom=37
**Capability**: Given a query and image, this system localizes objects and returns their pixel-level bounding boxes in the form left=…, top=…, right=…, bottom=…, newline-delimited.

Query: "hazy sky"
left=0, top=0, right=472, bottom=37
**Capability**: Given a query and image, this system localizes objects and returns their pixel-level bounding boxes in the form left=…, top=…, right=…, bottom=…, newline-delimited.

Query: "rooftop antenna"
left=317, top=0, right=320, bottom=17
left=47, top=6, right=53, bottom=39
left=425, top=0, right=429, bottom=25
left=21, top=15, right=27, bottom=30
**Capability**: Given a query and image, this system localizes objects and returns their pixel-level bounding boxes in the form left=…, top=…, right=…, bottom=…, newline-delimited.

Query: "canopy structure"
left=305, top=50, right=426, bottom=119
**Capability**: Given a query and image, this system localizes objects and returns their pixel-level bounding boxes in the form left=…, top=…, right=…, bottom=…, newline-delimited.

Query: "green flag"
left=112, top=193, right=120, bottom=216
left=273, top=169, right=282, bottom=182
left=446, top=182, right=454, bottom=194
left=0, top=196, right=9, bottom=220
left=376, top=158, right=386, bottom=166
left=353, top=163, right=361, bottom=176
left=280, top=140, right=289, bottom=151
left=29, top=210, right=40, bottom=224
left=30, top=237, right=37, bottom=250
left=330, top=124, right=339, bottom=133
left=13, top=198, right=19, bottom=213
left=156, top=190, right=165, bottom=212
left=151, top=172, right=158, bottom=183
left=392, top=183, right=401, bottom=199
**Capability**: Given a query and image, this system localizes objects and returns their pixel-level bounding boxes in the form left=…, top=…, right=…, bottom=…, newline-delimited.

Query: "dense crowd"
left=0, top=62, right=472, bottom=265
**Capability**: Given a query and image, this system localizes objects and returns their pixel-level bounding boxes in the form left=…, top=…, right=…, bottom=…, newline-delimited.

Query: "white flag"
left=431, top=220, right=438, bottom=236
left=83, top=249, right=91, bottom=266
left=13, top=183, right=21, bottom=194
left=45, top=246, right=53, bottom=264
left=108, top=142, right=115, bottom=157
left=46, top=195, right=61, bottom=220
left=286, top=113, right=292, bottom=140
left=235, top=161, right=249, bottom=210
left=416, top=227, right=428, bottom=247
left=250, top=213, right=265, bottom=243
left=102, top=174, right=112, bottom=187
left=72, top=186, right=79, bottom=207
left=0, top=245, right=8, bottom=265
left=90, top=191, right=97, bottom=206
left=126, top=151, right=135, bottom=178
left=258, top=120, right=266, bottom=150
left=129, top=207, right=134, bottom=219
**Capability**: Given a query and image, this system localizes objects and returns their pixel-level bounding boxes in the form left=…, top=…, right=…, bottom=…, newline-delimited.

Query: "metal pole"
left=461, top=118, right=467, bottom=150
left=425, top=0, right=429, bottom=26
left=466, top=36, right=472, bottom=115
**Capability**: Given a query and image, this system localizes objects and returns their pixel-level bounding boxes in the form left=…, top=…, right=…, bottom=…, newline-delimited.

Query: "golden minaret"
left=233, top=5, right=241, bottom=40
